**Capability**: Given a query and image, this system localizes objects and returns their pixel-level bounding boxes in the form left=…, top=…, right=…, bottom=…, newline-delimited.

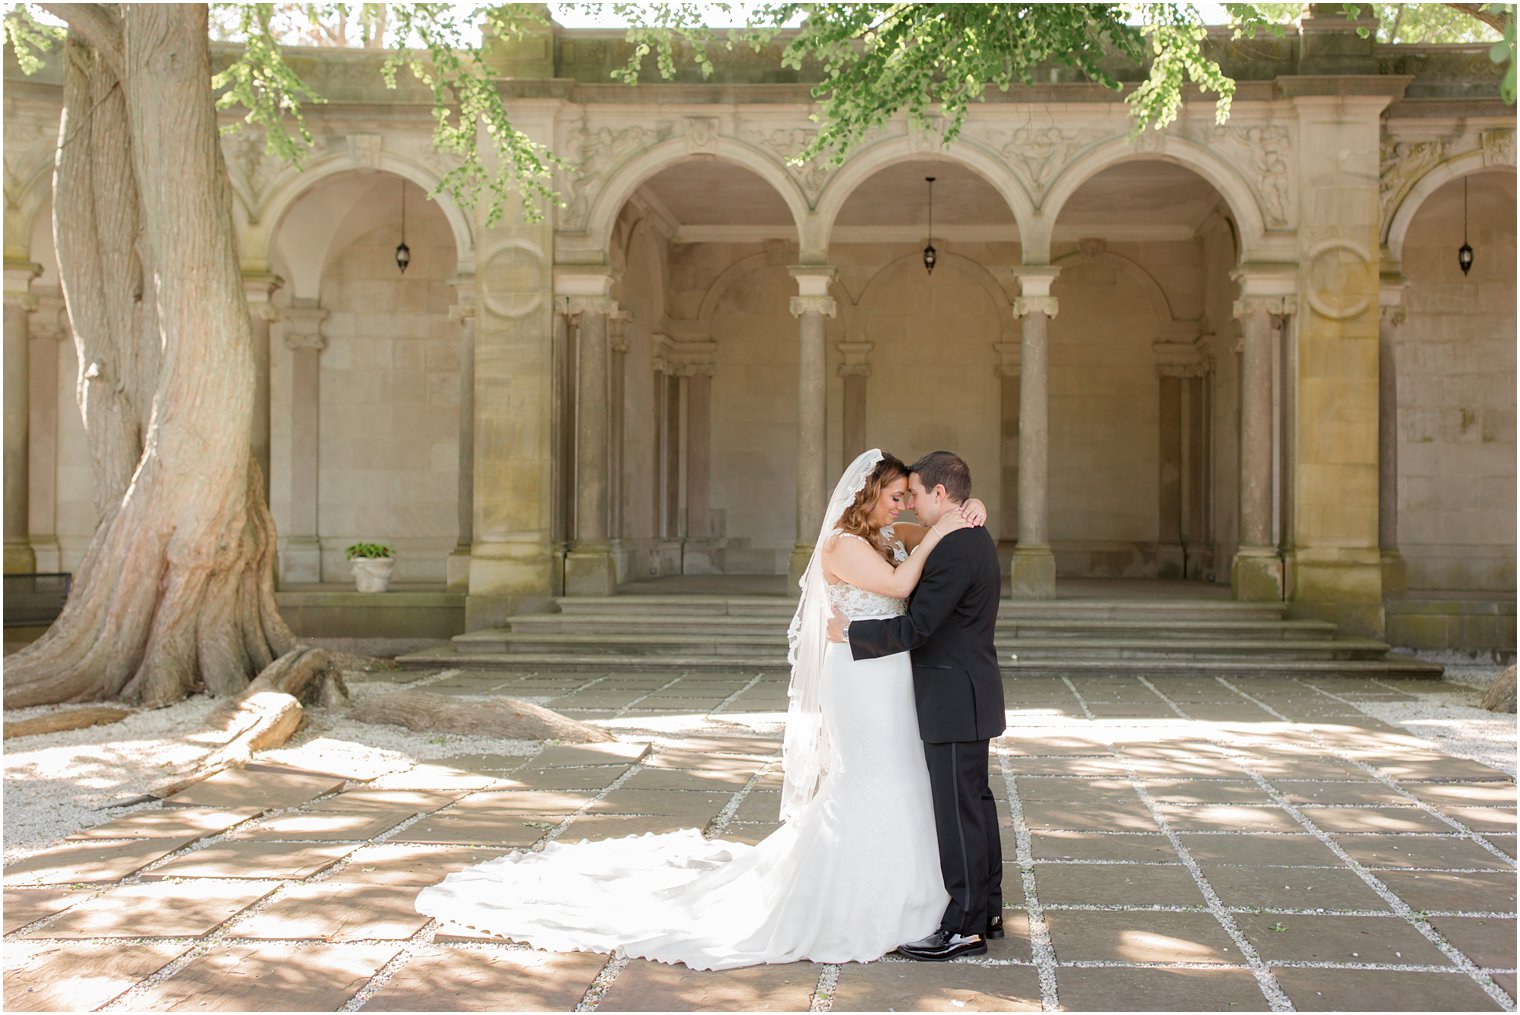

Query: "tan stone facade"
left=3, top=11, right=1514, bottom=647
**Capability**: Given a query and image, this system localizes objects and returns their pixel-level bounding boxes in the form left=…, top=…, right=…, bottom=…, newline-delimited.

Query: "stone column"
left=608, top=314, right=629, bottom=543
left=788, top=267, right=837, bottom=585
left=563, top=293, right=619, bottom=596
left=994, top=338, right=1020, bottom=546
left=837, top=341, right=873, bottom=464
left=1378, top=286, right=1408, bottom=594
left=446, top=278, right=477, bottom=591
left=1276, top=87, right=1397, bottom=637
left=1157, top=372, right=1184, bottom=578
left=26, top=293, right=66, bottom=573
left=243, top=274, right=281, bottom=505
left=4, top=262, right=41, bottom=573
left=1230, top=291, right=1285, bottom=601
left=280, top=301, right=328, bottom=584
left=1009, top=266, right=1060, bottom=599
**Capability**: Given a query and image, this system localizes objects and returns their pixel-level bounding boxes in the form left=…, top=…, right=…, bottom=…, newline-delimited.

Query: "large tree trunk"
left=6, top=6, right=295, bottom=708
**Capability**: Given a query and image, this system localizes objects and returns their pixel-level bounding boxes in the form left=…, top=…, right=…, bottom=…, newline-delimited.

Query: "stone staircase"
left=398, top=594, right=1444, bottom=679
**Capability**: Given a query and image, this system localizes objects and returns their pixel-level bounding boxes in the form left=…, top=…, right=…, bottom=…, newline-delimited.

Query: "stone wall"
left=1397, top=170, right=1517, bottom=593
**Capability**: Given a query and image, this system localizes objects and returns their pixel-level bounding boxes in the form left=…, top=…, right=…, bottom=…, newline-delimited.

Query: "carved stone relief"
left=1380, top=137, right=1446, bottom=227
left=735, top=124, right=830, bottom=200
left=560, top=122, right=677, bottom=231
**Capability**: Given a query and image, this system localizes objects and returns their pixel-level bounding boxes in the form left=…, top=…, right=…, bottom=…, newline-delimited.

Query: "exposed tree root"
left=1482, top=664, right=1516, bottom=713
left=4, top=706, right=133, bottom=740
left=348, top=689, right=616, bottom=744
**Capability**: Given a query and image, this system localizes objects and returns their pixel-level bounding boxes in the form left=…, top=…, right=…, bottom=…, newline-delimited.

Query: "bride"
left=414, top=449, right=982, bottom=969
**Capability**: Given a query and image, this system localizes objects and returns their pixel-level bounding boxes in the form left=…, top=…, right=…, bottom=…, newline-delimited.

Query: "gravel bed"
left=1351, top=673, right=1517, bottom=778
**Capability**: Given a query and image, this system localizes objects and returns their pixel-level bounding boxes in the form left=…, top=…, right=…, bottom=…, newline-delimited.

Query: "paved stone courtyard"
left=4, top=670, right=1516, bottom=1012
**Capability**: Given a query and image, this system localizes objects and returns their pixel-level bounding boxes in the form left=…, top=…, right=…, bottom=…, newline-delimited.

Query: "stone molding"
left=1232, top=295, right=1294, bottom=320
left=836, top=340, right=874, bottom=378
left=565, top=295, right=619, bottom=319
left=3, top=261, right=42, bottom=306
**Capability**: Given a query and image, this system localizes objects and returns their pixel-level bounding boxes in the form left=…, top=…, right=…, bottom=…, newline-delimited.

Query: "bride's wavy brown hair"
left=834, top=453, right=908, bottom=557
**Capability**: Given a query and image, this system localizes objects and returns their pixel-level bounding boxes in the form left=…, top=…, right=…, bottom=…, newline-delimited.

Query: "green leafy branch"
left=2, top=5, right=62, bottom=75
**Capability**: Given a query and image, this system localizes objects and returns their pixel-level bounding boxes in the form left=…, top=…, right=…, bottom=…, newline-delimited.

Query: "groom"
left=828, top=450, right=1005, bottom=961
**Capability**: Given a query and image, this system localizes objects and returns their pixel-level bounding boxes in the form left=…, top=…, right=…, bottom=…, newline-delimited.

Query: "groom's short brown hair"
left=910, top=451, right=971, bottom=502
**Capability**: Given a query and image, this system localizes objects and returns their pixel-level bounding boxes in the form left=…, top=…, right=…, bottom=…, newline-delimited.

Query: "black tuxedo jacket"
left=847, top=526, right=1005, bottom=744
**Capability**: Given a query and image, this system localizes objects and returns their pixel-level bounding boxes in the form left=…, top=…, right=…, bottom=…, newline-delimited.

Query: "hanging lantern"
left=923, top=176, right=937, bottom=275
left=395, top=179, right=411, bottom=274
left=1457, top=176, right=1473, bottom=277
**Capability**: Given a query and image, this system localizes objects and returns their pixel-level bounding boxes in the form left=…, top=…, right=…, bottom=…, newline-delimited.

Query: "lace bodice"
left=825, top=527, right=909, bottom=620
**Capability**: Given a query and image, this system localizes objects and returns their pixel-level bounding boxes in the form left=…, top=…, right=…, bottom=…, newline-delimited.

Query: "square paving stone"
left=227, top=811, right=410, bottom=841
left=591, top=788, right=731, bottom=819
left=164, top=767, right=346, bottom=809
left=1272, top=967, right=1505, bottom=1012
left=306, top=789, right=466, bottom=815
left=624, top=766, right=753, bottom=791
left=1404, top=783, right=1518, bottom=809
left=715, top=822, right=781, bottom=845
left=531, top=741, right=651, bottom=767
left=1013, top=777, right=1135, bottom=801
left=1176, top=834, right=1342, bottom=868
left=1, top=888, right=85, bottom=934
left=1031, top=831, right=1181, bottom=863
left=830, top=960, right=1040, bottom=1011
left=563, top=813, right=694, bottom=839
left=67, top=806, right=266, bottom=841
left=1437, top=806, right=1519, bottom=833
left=1044, top=909, right=1242, bottom=964
left=425, top=753, right=530, bottom=773
left=1332, top=834, right=1513, bottom=870
left=4, top=941, right=190, bottom=1012
left=359, top=945, right=608, bottom=1011
left=1202, top=865, right=1391, bottom=912
left=1298, top=807, right=1456, bottom=834
left=734, top=791, right=783, bottom=824
left=446, top=789, right=594, bottom=815
left=123, top=942, right=399, bottom=1011
left=595, top=958, right=818, bottom=1011
left=1034, top=862, right=1205, bottom=907
left=370, top=765, right=510, bottom=791
left=36, top=880, right=278, bottom=938
left=3, top=837, right=198, bottom=885
left=387, top=813, right=552, bottom=847
left=1233, top=757, right=1373, bottom=781
left=1427, top=917, right=1518, bottom=970
left=1142, top=780, right=1276, bottom=805
left=1375, top=757, right=1513, bottom=782
left=1272, top=781, right=1415, bottom=807
left=144, top=841, right=355, bottom=880
left=1373, top=869, right=1518, bottom=914
left=499, top=765, right=631, bottom=792
left=232, top=882, right=432, bottom=941
left=1157, top=804, right=1303, bottom=833
left=1233, top=913, right=1452, bottom=965
left=1021, top=799, right=1161, bottom=833
left=325, top=844, right=512, bottom=885
left=1486, top=834, right=1517, bottom=859
left=1054, top=967, right=1269, bottom=1011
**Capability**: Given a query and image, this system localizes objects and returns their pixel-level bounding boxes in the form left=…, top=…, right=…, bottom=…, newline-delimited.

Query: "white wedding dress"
left=413, top=577, right=948, bottom=970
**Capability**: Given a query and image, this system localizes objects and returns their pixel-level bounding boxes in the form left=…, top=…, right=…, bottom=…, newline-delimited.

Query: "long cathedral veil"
left=780, top=448, right=885, bottom=824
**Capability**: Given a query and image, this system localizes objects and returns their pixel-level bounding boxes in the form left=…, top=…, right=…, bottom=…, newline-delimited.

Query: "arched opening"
left=266, top=170, right=461, bottom=584
left=598, top=158, right=801, bottom=578
left=1394, top=169, right=1516, bottom=594
left=1048, top=159, right=1237, bottom=580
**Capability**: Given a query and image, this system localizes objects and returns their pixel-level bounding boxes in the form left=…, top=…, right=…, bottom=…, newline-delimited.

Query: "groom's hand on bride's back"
left=826, top=606, right=849, bottom=643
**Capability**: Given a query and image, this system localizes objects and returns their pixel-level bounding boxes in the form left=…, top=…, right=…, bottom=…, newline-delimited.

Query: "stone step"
left=457, top=629, right=1392, bottom=662
left=396, top=644, right=1443, bottom=679
left=552, top=595, right=1289, bottom=622
left=508, top=613, right=1339, bottom=641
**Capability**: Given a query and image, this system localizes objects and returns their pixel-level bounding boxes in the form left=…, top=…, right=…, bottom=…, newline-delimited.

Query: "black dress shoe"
left=986, top=914, right=1005, bottom=939
left=896, top=928, right=988, bottom=961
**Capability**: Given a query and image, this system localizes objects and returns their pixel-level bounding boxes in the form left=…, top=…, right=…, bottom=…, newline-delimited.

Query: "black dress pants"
left=922, top=738, right=1002, bottom=936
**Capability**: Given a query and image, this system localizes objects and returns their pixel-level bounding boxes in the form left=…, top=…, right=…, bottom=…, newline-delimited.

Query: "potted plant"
left=346, top=542, right=395, bottom=593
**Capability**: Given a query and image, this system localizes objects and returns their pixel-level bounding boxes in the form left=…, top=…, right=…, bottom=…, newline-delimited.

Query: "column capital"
left=448, top=274, right=478, bottom=323
left=281, top=304, right=328, bottom=352
left=1232, top=295, right=1294, bottom=321
left=1012, top=264, right=1061, bottom=298
left=553, top=267, right=618, bottom=301
left=3, top=261, right=42, bottom=307
left=565, top=295, right=619, bottom=318
left=1378, top=277, right=1409, bottom=327
left=790, top=295, right=837, bottom=319
left=1155, top=336, right=1213, bottom=378
left=1012, top=295, right=1059, bottom=319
